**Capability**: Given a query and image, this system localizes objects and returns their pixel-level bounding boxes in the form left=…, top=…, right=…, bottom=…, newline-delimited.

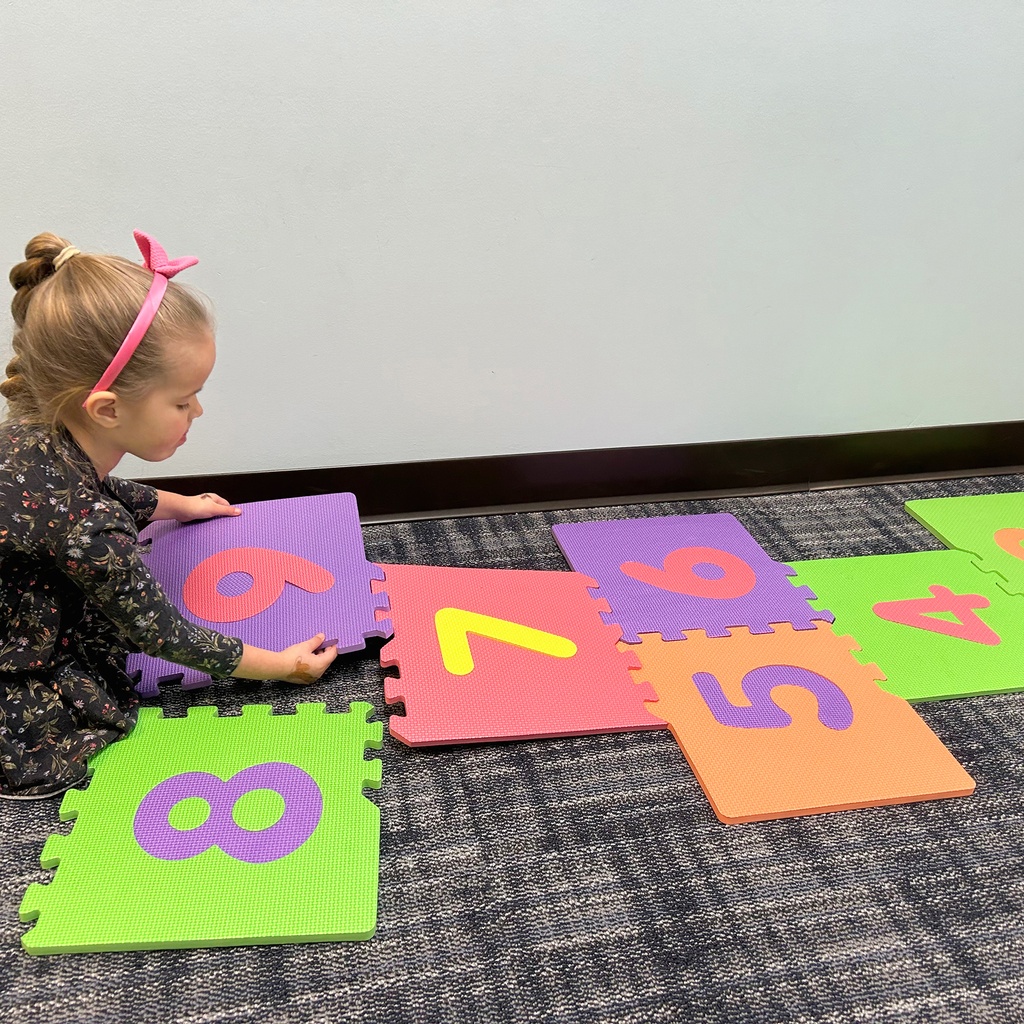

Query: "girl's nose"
left=192, top=398, right=204, bottom=419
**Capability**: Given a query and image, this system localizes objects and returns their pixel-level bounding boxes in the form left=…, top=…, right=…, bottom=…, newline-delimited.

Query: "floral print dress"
left=0, top=420, right=243, bottom=796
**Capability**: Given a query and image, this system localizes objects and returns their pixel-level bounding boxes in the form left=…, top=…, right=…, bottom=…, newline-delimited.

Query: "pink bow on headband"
left=133, top=229, right=199, bottom=278
left=84, top=230, right=200, bottom=401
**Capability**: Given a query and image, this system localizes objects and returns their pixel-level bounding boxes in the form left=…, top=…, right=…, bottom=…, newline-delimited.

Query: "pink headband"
left=85, top=230, right=198, bottom=402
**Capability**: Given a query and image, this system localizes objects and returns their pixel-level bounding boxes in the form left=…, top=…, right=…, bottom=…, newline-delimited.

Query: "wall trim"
left=143, top=421, right=1024, bottom=521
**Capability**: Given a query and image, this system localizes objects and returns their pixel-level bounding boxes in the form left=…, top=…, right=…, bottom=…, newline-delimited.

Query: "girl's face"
left=119, top=328, right=216, bottom=462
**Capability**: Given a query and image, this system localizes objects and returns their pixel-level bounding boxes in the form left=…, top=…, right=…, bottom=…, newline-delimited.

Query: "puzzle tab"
left=19, top=702, right=383, bottom=954
left=374, top=563, right=665, bottom=746
left=552, top=513, right=833, bottom=642
left=906, top=491, right=1024, bottom=595
left=128, top=493, right=392, bottom=694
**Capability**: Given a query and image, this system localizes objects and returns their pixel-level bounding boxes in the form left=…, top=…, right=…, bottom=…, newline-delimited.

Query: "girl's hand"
left=232, top=635, right=339, bottom=684
left=153, top=489, right=241, bottom=522
left=279, top=634, right=339, bottom=685
left=177, top=492, right=242, bottom=522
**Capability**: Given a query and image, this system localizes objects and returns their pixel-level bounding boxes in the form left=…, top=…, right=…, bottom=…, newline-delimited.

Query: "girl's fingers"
left=311, top=634, right=340, bottom=659
left=198, top=492, right=241, bottom=517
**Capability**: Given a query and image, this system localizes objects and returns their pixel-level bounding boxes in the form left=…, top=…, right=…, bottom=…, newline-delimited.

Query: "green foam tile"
left=19, top=702, right=382, bottom=954
left=789, top=549, right=1024, bottom=702
left=906, top=491, right=1024, bottom=595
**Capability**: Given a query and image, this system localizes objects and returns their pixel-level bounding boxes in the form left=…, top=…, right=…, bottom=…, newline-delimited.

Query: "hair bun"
left=1, top=354, right=29, bottom=403
left=9, top=232, right=73, bottom=327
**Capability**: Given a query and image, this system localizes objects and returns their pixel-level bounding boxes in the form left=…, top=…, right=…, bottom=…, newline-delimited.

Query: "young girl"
left=0, top=230, right=338, bottom=799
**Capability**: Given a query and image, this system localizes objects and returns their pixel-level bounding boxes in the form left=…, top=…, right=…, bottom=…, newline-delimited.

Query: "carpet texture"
left=2, top=476, right=1022, bottom=1024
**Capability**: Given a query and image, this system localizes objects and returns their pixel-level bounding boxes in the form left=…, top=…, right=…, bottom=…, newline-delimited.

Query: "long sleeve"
left=58, top=497, right=243, bottom=677
left=103, top=475, right=159, bottom=529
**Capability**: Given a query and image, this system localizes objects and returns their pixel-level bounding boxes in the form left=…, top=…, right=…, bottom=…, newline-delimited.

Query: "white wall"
left=2, top=1, right=1023, bottom=479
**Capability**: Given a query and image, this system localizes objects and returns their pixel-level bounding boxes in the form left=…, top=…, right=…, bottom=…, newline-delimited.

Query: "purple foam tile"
left=179, top=665, right=213, bottom=691
left=127, top=493, right=391, bottom=692
left=127, top=668, right=155, bottom=698
left=551, top=513, right=832, bottom=642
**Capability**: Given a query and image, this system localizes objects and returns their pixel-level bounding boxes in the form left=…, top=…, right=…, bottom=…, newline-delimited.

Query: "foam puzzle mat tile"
left=128, top=493, right=392, bottom=694
left=19, top=702, right=383, bottom=954
left=373, top=563, right=665, bottom=746
left=789, top=549, right=1024, bottom=702
left=627, top=623, right=975, bottom=823
left=551, top=513, right=832, bottom=642
left=906, top=492, right=1024, bottom=595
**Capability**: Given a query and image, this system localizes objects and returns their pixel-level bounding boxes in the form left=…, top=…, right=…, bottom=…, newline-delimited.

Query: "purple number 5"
left=692, top=664, right=854, bottom=731
left=133, top=762, right=323, bottom=863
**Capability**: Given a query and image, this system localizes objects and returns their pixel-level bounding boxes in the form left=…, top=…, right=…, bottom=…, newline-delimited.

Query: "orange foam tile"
left=627, top=623, right=975, bottom=823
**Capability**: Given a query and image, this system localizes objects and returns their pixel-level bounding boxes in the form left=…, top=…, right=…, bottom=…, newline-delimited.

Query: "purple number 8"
left=133, top=762, right=323, bottom=864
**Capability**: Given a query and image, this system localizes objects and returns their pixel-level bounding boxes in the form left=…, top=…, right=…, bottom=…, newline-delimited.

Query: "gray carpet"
left=2, top=476, right=1023, bottom=1024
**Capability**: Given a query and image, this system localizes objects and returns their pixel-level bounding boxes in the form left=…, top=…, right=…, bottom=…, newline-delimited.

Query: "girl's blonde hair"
left=3, top=232, right=211, bottom=427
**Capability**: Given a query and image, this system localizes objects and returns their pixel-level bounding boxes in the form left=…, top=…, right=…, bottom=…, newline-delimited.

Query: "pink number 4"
left=873, top=585, right=1000, bottom=645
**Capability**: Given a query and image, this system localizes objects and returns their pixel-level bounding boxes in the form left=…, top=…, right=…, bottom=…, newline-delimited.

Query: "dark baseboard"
left=143, top=420, right=1024, bottom=520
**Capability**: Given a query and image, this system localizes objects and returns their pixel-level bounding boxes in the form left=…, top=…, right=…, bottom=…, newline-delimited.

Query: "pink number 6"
left=621, top=546, right=757, bottom=599
left=183, top=547, right=335, bottom=622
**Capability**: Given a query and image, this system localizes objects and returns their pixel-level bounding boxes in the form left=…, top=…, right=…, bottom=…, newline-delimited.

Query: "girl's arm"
left=103, top=476, right=159, bottom=528
left=103, top=480, right=239, bottom=526
left=234, top=635, right=338, bottom=684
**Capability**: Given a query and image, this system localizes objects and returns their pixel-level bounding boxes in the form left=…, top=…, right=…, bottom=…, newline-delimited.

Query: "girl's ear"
left=82, top=390, right=120, bottom=429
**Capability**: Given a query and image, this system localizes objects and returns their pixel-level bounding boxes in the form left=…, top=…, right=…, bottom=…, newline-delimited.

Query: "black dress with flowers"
left=0, top=421, right=243, bottom=796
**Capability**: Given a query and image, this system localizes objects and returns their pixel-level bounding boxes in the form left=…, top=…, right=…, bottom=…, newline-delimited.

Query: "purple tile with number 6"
left=552, top=513, right=832, bottom=642
left=128, top=493, right=391, bottom=694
